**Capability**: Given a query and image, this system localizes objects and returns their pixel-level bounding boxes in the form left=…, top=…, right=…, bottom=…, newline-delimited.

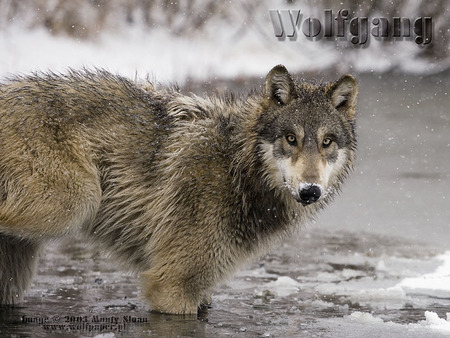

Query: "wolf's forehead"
left=285, top=103, right=335, bottom=126
left=278, top=105, right=343, bottom=138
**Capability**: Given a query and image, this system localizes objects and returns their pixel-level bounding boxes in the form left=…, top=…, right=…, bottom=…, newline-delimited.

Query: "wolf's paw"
left=142, top=270, right=201, bottom=315
left=199, top=294, right=212, bottom=311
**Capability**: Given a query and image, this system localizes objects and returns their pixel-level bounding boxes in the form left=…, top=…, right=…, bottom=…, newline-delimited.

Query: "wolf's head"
left=257, top=65, right=357, bottom=206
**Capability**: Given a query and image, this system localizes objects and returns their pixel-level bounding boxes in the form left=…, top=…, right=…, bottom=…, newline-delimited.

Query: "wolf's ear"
left=263, top=65, right=297, bottom=106
left=326, top=74, right=358, bottom=119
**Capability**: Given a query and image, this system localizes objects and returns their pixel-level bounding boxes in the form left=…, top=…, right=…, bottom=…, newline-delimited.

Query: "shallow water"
left=1, top=72, right=449, bottom=337
left=0, top=230, right=448, bottom=337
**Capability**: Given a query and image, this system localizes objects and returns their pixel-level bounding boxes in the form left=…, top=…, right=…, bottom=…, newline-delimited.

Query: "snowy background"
left=0, top=0, right=449, bottom=82
left=0, top=0, right=449, bottom=337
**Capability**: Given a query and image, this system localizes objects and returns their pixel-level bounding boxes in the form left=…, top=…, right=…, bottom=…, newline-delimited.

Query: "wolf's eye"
left=322, top=138, right=333, bottom=148
left=286, top=135, right=297, bottom=145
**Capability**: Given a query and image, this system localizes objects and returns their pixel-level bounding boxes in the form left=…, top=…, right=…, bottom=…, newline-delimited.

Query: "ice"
left=347, top=311, right=384, bottom=324
left=345, top=311, right=450, bottom=335
left=310, top=299, right=336, bottom=309
left=93, top=334, right=115, bottom=338
left=308, top=247, right=450, bottom=315
left=259, top=276, right=301, bottom=297
left=350, top=286, right=408, bottom=303
left=397, top=251, right=450, bottom=298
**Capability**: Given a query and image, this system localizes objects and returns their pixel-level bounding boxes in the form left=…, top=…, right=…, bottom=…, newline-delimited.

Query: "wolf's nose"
left=298, top=185, right=321, bottom=205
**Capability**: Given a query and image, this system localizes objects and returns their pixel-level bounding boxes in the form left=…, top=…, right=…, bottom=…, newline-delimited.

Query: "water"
left=1, top=72, right=449, bottom=337
left=1, top=231, right=448, bottom=337
left=318, top=71, right=450, bottom=248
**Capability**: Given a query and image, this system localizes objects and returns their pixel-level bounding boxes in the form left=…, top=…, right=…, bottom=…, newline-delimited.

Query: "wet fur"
left=0, top=66, right=357, bottom=314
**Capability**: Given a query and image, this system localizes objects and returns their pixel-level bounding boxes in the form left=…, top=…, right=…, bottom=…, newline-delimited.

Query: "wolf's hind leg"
left=0, top=234, right=41, bottom=305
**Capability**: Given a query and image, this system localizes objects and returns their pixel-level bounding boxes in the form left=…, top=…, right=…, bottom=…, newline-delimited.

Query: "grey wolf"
left=0, top=65, right=357, bottom=314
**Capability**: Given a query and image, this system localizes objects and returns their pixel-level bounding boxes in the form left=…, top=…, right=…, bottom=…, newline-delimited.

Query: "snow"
left=0, top=1, right=448, bottom=83
left=420, top=312, right=450, bottom=334
left=0, top=22, right=313, bottom=83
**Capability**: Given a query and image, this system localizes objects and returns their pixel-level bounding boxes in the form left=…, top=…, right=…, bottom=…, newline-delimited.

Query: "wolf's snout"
left=298, top=185, right=321, bottom=206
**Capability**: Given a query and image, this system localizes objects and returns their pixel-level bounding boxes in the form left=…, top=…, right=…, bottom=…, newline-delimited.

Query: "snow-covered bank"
left=0, top=0, right=448, bottom=83
left=0, top=23, right=338, bottom=84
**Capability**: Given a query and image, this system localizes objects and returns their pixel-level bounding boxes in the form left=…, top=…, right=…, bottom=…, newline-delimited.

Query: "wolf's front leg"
left=141, top=264, right=215, bottom=315
left=0, top=235, right=41, bottom=305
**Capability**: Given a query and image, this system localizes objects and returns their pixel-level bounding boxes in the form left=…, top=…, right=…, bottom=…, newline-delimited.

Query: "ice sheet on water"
left=397, top=251, right=450, bottom=298
left=346, top=311, right=450, bottom=335
left=227, top=245, right=450, bottom=328
left=349, top=286, right=410, bottom=305
left=311, top=249, right=450, bottom=309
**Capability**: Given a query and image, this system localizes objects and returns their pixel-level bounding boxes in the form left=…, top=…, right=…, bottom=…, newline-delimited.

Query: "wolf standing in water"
left=0, top=65, right=357, bottom=314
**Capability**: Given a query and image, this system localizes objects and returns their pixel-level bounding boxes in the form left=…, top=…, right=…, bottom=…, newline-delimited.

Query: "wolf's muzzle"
left=298, top=185, right=321, bottom=206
